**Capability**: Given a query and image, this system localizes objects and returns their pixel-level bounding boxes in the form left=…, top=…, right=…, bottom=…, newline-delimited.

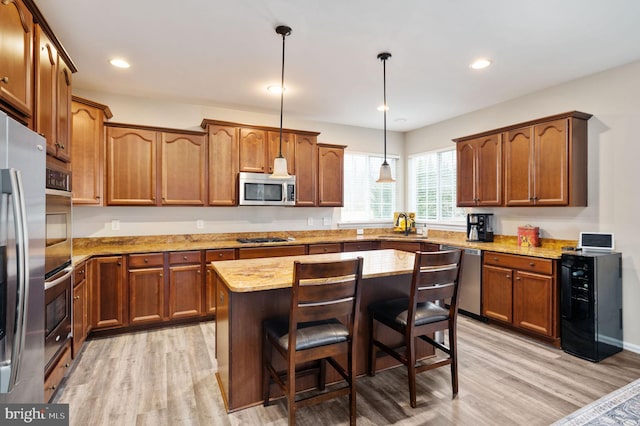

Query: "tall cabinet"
left=71, top=96, right=112, bottom=205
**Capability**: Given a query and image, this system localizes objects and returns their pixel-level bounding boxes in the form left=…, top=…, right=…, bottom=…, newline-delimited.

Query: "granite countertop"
left=212, top=249, right=416, bottom=292
left=71, top=228, right=577, bottom=267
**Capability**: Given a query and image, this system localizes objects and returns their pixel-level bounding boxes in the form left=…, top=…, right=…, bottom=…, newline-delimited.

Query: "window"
left=408, top=149, right=465, bottom=222
left=342, top=153, right=398, bottom=222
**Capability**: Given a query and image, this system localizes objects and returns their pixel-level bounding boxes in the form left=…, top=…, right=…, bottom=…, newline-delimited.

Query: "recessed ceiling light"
left=267, top=85, right=285, bottom=94
left=377, top=104, right=389, bottom=112
left=394, top=118, right=407, bottom=123
left=470, top=58, right=492, bottom=70
left=110, top=58, right=130, bottom=68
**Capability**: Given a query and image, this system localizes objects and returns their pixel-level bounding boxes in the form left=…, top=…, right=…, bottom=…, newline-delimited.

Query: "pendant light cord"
left=382, top=56, right=387, bottom=165
left=278, top=30, right=286, bottom=158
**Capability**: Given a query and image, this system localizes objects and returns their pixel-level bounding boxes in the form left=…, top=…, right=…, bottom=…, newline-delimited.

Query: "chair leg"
left=449, top=325, right=458, bottom=395
left=318, top=358, right=326, bottom=390
left=369, top=314, right=377, bottom=377
left=349, top=346, right=356, bottom=426
left=287, top=357, right=297, bottom=425
left=407, top=335, right=417, bottom=408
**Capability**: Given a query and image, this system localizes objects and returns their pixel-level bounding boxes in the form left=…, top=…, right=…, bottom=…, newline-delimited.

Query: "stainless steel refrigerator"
left=0, top=111, right=46, bottom=403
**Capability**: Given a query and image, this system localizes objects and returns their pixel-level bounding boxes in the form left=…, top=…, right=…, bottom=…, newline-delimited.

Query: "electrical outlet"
left=356, top=228, right=364, bottom=235
left=111, top=219, right=120, bottom=231
left=307, top=217, right=314, bottom=226
left=323, top=217, right=331, bottom=226
left=196, top=220, right=204, bottom=229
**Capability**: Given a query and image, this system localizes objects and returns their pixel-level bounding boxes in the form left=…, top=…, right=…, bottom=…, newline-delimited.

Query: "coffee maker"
left=467, top=213, right=494, bottom=242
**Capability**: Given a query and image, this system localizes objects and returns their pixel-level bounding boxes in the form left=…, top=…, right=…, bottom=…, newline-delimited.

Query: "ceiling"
left=34, top=0, right=640, bottom=132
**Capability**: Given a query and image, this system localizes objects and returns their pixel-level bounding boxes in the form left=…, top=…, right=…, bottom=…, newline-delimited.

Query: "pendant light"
left=376, top=52, right=395, bottom=183
left=270, top=25, right=292, bottom=179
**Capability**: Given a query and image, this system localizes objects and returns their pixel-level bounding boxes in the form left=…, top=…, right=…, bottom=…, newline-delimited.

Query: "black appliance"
left=560, top=251, right=622, bottom=362
left=466, top=213, right=493, bottom=242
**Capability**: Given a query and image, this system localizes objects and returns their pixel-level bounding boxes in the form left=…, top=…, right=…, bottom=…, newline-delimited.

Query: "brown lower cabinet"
left=128, top=253, right=165, bottom=325
left=72, top=261, right=89, bottom=358
left=44, top=342, right=72, bottom=402
left=482, top=251, right=558, bottom=343
left=379, top=241, right=440, bottom=252
left=91, top=255, right=128, bottom=329
left=168, top=251, right=203, bottom=320
left=205, top=249, right=236, bottom=315
left=238, top=245, right=306, bottom=259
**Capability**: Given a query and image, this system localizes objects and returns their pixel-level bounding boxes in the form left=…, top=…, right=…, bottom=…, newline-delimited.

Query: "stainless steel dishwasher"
left=440, top=244, right=483, bottom=319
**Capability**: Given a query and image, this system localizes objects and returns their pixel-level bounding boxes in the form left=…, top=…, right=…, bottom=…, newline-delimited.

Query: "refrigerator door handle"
left=0, top=169, right=30, bottom=393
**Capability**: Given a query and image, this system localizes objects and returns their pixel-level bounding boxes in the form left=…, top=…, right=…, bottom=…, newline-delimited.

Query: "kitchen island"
left=211, top=249, right=432, bottom=412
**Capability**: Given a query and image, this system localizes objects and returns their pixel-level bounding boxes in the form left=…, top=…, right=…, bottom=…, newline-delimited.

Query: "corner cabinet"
left=454, top=111, right=591, bottom=207
left=455, top=133, right=502, bottom=206
left=482, top=252, right=559, bottom=344
left=0, top=0, right=33, bottom=118
left=71, top=96, right=112, bottom=205
left=317, top=143, right=345, bottom=207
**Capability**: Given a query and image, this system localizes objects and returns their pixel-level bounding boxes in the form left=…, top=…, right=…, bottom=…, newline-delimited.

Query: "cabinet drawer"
left=169, top=250, right=202, bottom=264
left=484, top=252, right=553, bottom=275
left=44, top=343, right=72, bottom=402
left=238, top=245, right=306, bottom=259
left=129, top=253, right=165, bottom=268
left=74, top=262, right=87, bottom=286
left=308, top=243, right=342, bottom=254
left=343, top=241, right=377, bottom=252
left=379, top=241, right=422, bottom=253
left=206, top=249, right=236, bottom=262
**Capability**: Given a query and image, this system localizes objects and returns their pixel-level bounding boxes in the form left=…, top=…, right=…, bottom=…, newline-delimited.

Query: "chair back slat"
left=297, top=277, right=357, bottom=306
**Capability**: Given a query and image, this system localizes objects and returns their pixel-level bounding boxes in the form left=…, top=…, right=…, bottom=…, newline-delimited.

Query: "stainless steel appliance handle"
left=283, top=182, right=288, bottom=202
left=44, top=266, right=73, bottom=291
left=0, top=169, right=29, bottom=393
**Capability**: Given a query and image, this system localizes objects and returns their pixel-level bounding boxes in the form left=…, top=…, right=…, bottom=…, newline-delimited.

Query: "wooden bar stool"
left=262, top=257, right=364, bottom=425
left=368, top=249, right=463, bottom=408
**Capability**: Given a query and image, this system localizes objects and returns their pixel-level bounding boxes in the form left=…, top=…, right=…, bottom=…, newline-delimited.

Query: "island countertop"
left=211, top=249, right=416, bottom=292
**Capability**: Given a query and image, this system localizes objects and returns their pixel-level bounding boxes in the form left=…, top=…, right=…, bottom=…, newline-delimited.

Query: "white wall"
left=72, top=89, right=405, bottom=237
left=406, top=59, right=640, bottom=350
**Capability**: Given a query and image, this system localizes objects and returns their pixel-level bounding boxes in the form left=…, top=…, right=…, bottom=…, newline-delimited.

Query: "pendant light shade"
left=376, top=52, right=395, bottom=183
left=270, top=25, right=292, bottom=179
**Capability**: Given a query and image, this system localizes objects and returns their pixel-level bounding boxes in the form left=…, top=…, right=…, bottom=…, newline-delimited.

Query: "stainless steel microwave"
left=238, top=172, right=295, bottom=206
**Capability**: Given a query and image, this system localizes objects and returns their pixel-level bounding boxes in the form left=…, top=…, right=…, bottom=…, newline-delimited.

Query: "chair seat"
left=369, top=298, right=449, bottom=327
left=264, top=317, right=349, bottom=351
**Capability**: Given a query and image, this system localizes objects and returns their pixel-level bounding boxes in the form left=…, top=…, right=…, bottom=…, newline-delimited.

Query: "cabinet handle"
left=144, top=258, right=149, bottom=263
left=80, top=270, right=85, bottom=275
left=183, top=256, right=188, bottom=260
left=50, top=385, right=57, bottom=391
left=64, top=363, right=70, bottom=368
left=96, top=196, right=101, bottom=199
left=506, top=275, right=511, bottom=279
left=493, top=257, right=499, bottom=261
left=529, top=262, right=535, bottom=267
left=74, top=296, right=80, bottom=300
left=219, top=293, right=224, bottom=304
left=159, top=273, right=163, bottom=277
left=117, top=262, right=121, bottom=266
left=515, top=277, right=521, bottom=280
left=218, top=253, right=224, bottom=257
left=0, top=76, right=8, bottom=84
left=196, top=270, right=201, bottom=275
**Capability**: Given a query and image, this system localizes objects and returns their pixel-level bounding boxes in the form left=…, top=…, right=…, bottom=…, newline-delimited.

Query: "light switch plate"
left=323, top=217, right=331, bottom=226
left=356, top=228, right=364, bottom=235
left=111, top=219, right=120, bottom=231
left=196, top=220, right=204, bottom=229
left=307, top=217, right=314, bottom=226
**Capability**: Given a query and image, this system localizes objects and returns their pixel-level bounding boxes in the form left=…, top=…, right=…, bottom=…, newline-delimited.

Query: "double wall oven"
left=44, top=168, right=72, bottom=371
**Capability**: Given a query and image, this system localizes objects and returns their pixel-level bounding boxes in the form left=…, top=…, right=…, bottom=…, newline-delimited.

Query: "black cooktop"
left=236, top=237, right=288, bottom=244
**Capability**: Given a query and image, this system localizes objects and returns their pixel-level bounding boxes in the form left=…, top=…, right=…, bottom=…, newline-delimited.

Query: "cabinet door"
left=476, top=134, right=502, bottom=206
left=533, top=119, right=568, bottom=205
left=169, top=264, right=202, bottom=319
left=482, top=264, right=513, bottom=323
left=239, top=128, right=267, bottom=173
left=129, top=267, right=165, bottom=325
left=267, top=131, right=295, bottom=175
left=294, top=134, right=317, bottom=206
left=106, top=127, right=158, bottom=205
left=205, top=249, right=236, bottom=315
left=317, top=145, right=344, bottom=207
left=35, top=27, right=57, bottom=156
left=160, top=132, right=206, bottom=205
left=0, top=0, right=33, bottom=117
left=456, top=140, right=477, bottom=206
left=91, top=256, right=127, bottom=329
left=71, top=99, right=105, bottom=205
left=513, top=270, right=554, bottom=336
left=504, top=127, right=534, bottom=206
left=208, top=125, right=238, bottom=206
left=55, top=58, right=72, bottom=162
left=72, top=278, right=87, bottom=358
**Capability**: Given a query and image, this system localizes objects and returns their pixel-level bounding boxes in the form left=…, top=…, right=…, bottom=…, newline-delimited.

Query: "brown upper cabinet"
left=71, top=96, right=112, bottom=205
left=317, top=143, right=345, bottom=207
left=454, top=111, right=591, bottom=207
left=206, top=124, right=238, bottom=206
left=294, top=134, right=317, bottom=206
left=106, top=123, right=207, bottom=206
left=455, top=134, right=502, bottom=206
left=0, top=0, right=33, bottom=118
left=239, top=127, right=267, bottom=173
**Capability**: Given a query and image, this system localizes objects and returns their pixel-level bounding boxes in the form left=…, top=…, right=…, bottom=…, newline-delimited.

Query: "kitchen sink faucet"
left=395, top=212, right=411, bottom=236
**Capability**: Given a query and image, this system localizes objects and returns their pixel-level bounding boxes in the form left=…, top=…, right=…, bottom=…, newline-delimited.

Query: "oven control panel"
left=46, top=168, right=71, bottom=191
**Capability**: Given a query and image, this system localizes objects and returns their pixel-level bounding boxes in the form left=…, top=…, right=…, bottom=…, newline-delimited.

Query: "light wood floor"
left=54, top=316, right=640, bottom=425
